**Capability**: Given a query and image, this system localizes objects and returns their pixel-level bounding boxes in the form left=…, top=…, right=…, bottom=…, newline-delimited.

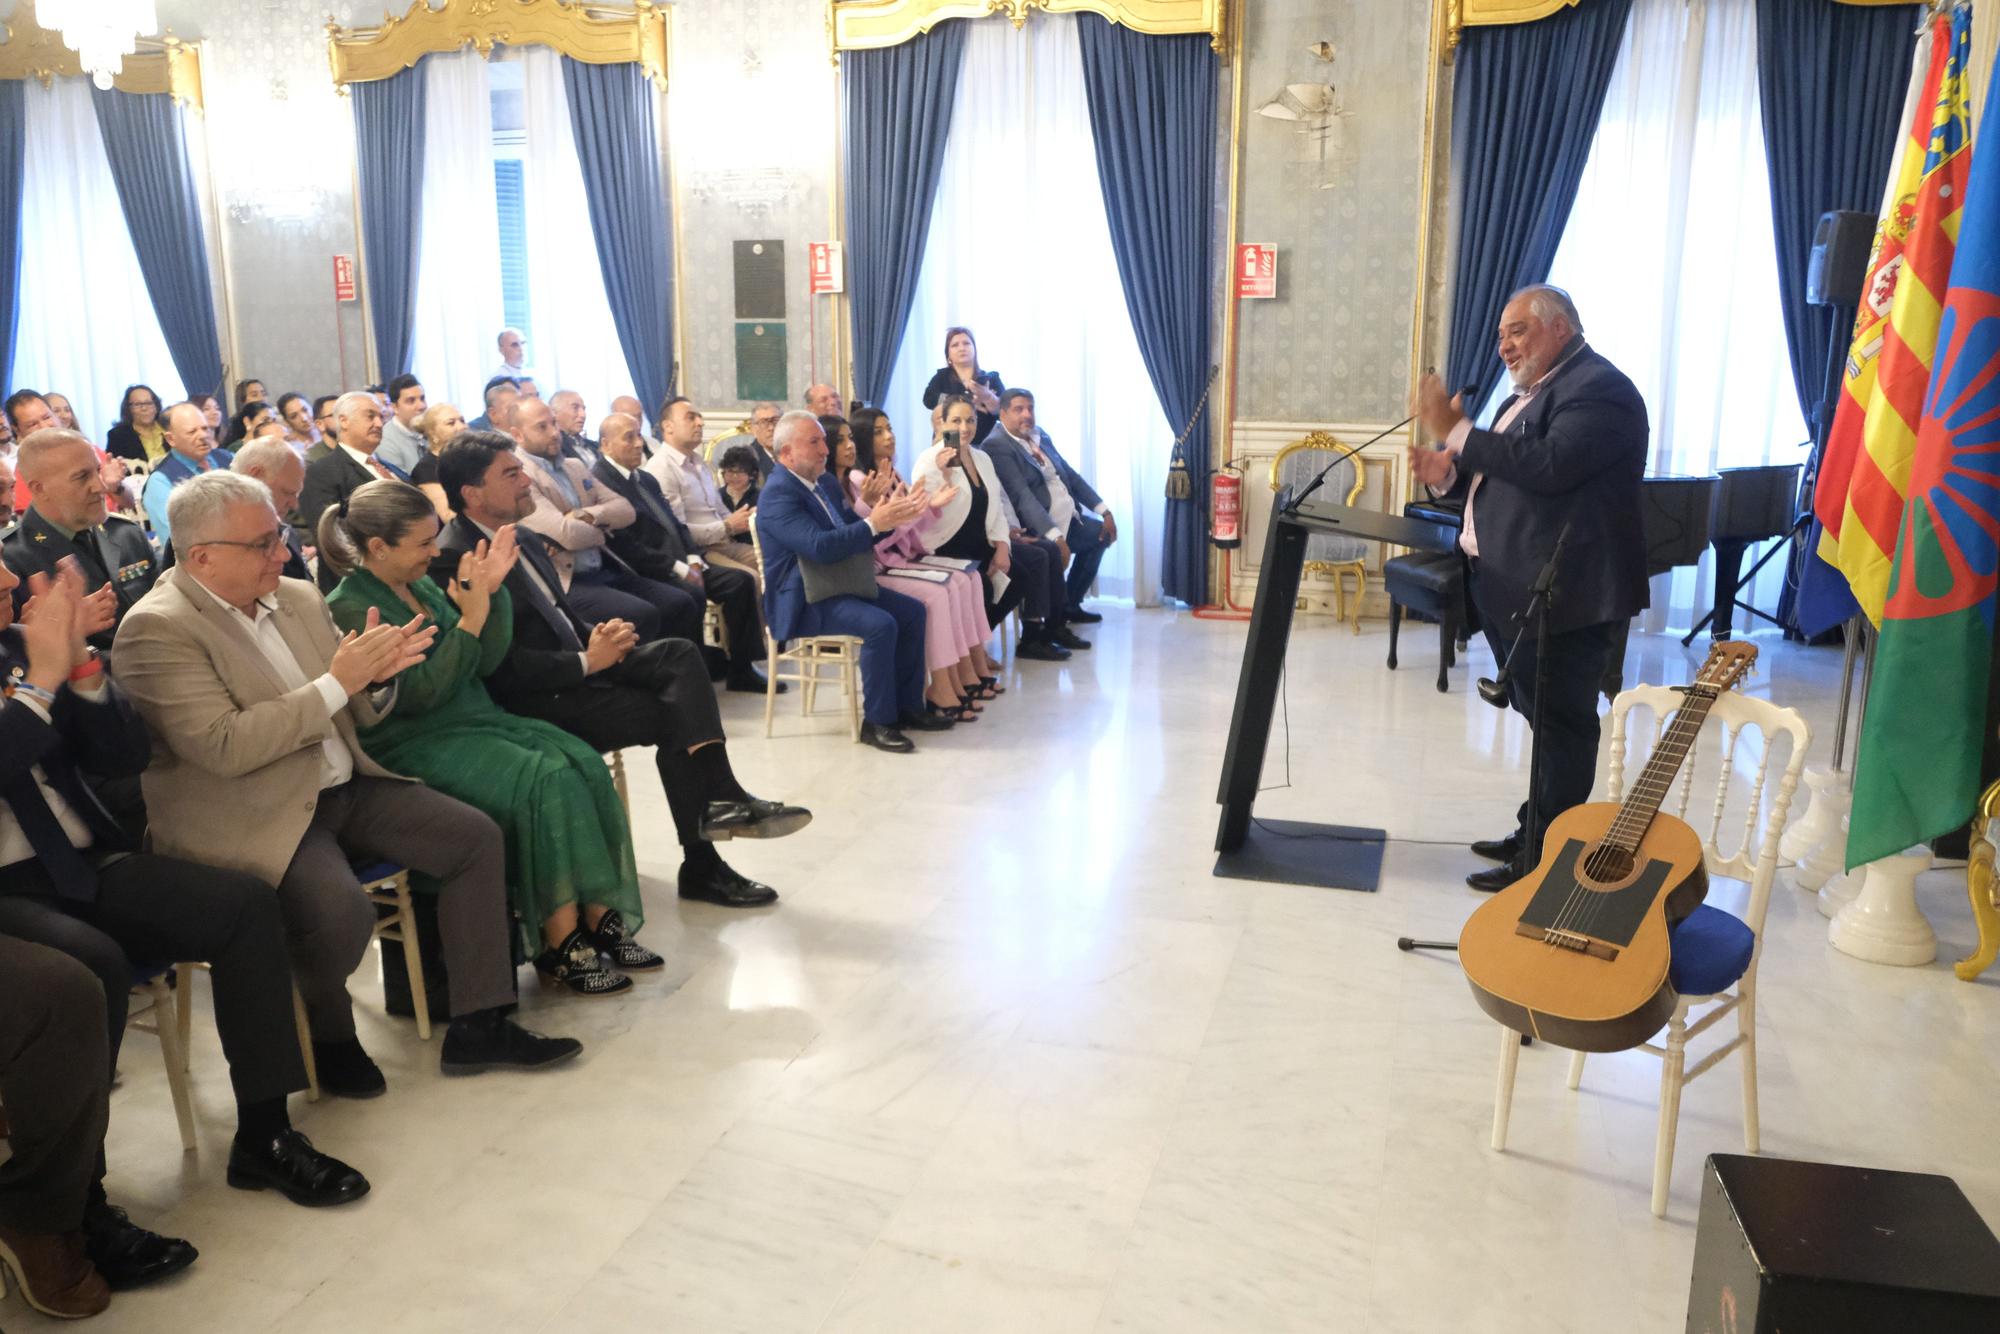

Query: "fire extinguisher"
left=1210, top=463, right=1243, bottom=550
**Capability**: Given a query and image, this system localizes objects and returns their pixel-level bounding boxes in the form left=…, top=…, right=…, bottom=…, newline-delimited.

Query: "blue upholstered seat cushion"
left=1668, top=904, right=1756, bottom=997
left=350, top=861, right=403, bottom=884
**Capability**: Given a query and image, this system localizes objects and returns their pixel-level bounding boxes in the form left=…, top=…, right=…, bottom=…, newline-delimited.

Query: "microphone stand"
left=1281, top=415, right=1413, bottom=515
left=1398, top=523, right=1570, bottom=967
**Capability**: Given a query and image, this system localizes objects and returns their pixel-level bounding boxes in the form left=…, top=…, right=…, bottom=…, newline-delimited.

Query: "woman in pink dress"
left=823, top=412, right=999, bottom=718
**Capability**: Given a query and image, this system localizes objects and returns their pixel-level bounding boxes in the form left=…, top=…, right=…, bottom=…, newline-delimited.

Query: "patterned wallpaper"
left=1231, top=0, right=1430, bottom=425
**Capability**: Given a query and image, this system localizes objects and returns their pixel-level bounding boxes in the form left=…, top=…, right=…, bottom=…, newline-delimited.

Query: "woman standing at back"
left=921, top=326, right=1004, bottom=446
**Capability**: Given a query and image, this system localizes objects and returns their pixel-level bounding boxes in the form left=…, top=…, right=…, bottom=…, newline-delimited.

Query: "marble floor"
left=5, top=609, right=1995, bottom=1333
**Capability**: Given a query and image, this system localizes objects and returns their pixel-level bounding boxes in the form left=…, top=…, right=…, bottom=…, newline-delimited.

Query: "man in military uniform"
left=3, top=429, right=153, bottom=652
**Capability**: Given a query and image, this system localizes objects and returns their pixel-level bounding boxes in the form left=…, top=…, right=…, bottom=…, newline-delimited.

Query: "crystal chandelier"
left=38, top=0, right=160, bottom=90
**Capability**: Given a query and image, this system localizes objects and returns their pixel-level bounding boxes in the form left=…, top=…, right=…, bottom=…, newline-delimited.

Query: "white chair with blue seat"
left=1489, top=682, right=1808, bottom=1217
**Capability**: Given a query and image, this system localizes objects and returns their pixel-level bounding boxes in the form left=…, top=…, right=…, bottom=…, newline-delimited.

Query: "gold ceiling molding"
left=1446, top=0, right=1916, bottom=50
left=830, top=0, right=1229, bottom=55
left=327, top=0, right=669, bottom=90
left=0, top=0, right=204, bottom=108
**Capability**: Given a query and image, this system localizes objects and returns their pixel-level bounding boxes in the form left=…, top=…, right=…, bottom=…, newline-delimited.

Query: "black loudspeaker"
left=1806, top=210, right=1874, bottom=307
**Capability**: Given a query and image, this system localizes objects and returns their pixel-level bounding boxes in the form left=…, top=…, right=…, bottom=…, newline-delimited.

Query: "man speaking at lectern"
left=1407, top=285, right=1649, bottom=893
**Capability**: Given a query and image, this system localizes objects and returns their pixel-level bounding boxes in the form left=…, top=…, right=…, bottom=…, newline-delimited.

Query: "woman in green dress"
left=319, top=479, right=655, bottom=998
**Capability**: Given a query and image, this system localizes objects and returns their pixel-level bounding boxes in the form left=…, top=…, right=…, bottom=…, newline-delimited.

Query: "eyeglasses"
left=752, top=415, right=779, bottom=427
left=195, top=524, right=291, bottom=557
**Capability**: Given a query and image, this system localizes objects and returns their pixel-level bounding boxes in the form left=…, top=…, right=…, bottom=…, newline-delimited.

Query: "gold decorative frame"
left=1446, top=0, right=1912, bottom=50
left=327, top=0, right=669, bottom=89
left=831, top=0, right=1228, bottom=54
left=0, top=0, right=203, bottom=109
left=1958, top=776, right=2000, bottom=982
left=1268, top=433, right=1370, bottom=633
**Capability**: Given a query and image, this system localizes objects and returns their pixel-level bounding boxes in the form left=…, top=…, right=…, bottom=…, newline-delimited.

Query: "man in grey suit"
left=980, top=388, right=1117, bottom=627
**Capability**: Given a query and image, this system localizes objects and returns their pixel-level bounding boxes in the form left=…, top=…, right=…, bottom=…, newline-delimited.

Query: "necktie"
left=0, top=768, right=97, bottom=902
left=368, top=457, right=395, bottom=481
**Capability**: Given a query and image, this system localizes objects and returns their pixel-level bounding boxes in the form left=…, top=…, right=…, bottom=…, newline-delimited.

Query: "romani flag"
left=1850, top=15, right=2000, bottom=869
left=1808, top=9, right=1970, bottom=632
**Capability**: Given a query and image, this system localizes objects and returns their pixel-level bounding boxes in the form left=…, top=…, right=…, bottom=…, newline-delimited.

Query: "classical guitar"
left=1458, top=641, right=1758, bottom=1052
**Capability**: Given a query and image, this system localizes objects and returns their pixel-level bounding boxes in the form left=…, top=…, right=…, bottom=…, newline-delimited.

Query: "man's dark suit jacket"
left=591, top=458, right=700, bottom=583
left=433, top=517, right=596, bottom=713
left=3, top=508, right=159, bottom=651
left=299, top=448, right=381, bottom=592
left=1443, top=339, right=1649, bottom=636
left=0, top=628, right=147, bottom=895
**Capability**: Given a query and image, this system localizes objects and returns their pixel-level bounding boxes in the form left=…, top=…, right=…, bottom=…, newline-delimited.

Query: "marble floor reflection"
left=7, top=609, right=1995, bottom=1333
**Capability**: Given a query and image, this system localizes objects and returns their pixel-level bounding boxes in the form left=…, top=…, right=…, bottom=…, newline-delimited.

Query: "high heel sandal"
left=941, top=702, right=981, bottom=722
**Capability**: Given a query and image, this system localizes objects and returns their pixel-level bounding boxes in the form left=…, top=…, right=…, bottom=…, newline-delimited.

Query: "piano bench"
left=1384, top=551, right=1466, bottom=693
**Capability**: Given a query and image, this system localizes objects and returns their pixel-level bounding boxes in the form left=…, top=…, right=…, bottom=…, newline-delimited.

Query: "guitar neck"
left=1604, top=686, right=1721, bottom=851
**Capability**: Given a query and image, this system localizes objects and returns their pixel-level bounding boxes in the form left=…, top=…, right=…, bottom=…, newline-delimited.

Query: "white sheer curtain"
left=408, top=50, right=506, bottom=418
left=881, top=13, right=1172, bottom=605
left=1533, top=0, right=1807, bottom=630
left=13, top=78, right=184, bottom=444
left=516, top=45, right=633, bottom=424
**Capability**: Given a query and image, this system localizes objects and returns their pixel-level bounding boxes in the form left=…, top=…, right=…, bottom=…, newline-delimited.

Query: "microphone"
left=1476, top=521, right=1573, bottom=710
left=1286, top=385, right=1477, bottom=515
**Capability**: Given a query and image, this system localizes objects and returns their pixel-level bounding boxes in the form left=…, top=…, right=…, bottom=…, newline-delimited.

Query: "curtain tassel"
left=1165, top=364, right=1220, bottom=502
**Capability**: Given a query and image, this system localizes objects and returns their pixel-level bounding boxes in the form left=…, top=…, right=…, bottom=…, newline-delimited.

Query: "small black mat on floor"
left=1213, top=819, right=1384, bottom=892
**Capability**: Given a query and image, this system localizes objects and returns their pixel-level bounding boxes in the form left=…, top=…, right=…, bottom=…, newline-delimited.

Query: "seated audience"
left=0, top=452, right=13, bottom=528
left=804, top=383, right=841, bottom=418
left=376, top=374, right=431, bottom=479
left=982, top=388, right=1114, bottom=626
left=309, top=394, right=339, bottom=457
left=468, top=375, right=519, bottom=433
left=44, top=392, right=78, bottom=432
left=549, top=390, right=602, bottom=471
left=731, top=402, right=780, bottom=483
left=5, top=428, right=154, bottom=648
left=718, top=443, right=760, bottom=532
left=0, top=938, right=182, bottom=1316
left=319, top=478, right=656, bottom=991
left=437, top=434, right=808, bottom=905
left=115, top=471, right=577, bottom=1092
left=646, top=396, right=759, bottom=575
left=5, top=390, right=43, bottom=512
left=189, top=393, right=224, bottom=439
left=516, top=375, right=541, bottom=401
left=914, top=395, right=1068, bottom=660
left=611, top=394, right=659, bottom=454
left=502, top=395, right=688, bottom=637
left=140, top=403, right=233, bottom=546
left=755, top=411, right=946, bottom=752
left=276, top=392, right=318, bottom=452
left=592, top=412, right=773, bottom=692
left=0, top=558, right=371, bottom=1222
left=223, top=400, right=274, bottom=449
left=922, top=326, right=1005, bottom=444
left=225, top=437, right=311, bottom=579
left=493, top=326, right=530, bottom=382
left=300, top=390, right=403, bottom=592
left=234, top=378, right=267, bottom=411
left=846, top=408, right=1000, bottom=713
left=105, top=384, right=166, bottom=466
left=413, top=401, right=467, bottom=518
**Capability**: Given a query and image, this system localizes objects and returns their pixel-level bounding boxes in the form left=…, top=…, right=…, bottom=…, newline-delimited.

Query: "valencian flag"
left=1794, top=24, right=1937, bottom=637
left=1806, top=9, right=1969, bottom=634
left=1850, top=11, right=2000, bottom=870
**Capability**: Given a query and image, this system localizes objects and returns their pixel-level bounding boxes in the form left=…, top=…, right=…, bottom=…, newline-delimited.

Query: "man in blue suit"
left=755, top=412, right=950, bottom=753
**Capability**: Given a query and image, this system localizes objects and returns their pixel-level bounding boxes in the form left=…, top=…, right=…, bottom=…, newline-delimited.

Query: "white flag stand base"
left=1780, top=765, right=1848, bottom=870
left=1830, top=847, right=1937, bottom=967
left=1791, top=775, right=1853, bottom=893
left=1815, top=815, right=1858, bottom=919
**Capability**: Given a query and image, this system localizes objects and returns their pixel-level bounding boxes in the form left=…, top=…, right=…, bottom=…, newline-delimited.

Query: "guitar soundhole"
left=1581, top=844, right=1635, bottom=885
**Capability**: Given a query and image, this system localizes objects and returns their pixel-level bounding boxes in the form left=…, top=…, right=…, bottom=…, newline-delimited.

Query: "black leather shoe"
left=701, top=798, right=813, bottom=841
left=1066, top=608, right=1104, bottom=624
left=1051, top=626, right=1092, bottom=651
left=678, top=861, right=779, bottom=907
left=440, top=1010, right=584, bottom=1075
left=1015, top=636, right=1070, bottom=662
left=226, top=1130, right=370, bottom=1208
left=310, top=1039, right=386, bottom=1100
left=860, top=722, right=914, bottom=753
left=725, top=668, right=785, bottom=694
left=1467, top=862, right=1526, bottom=893
left=81, top=1201, right=197, bottom=1291
left=1471, top=833, right=1522, bottom=864
left=900, top=709, right=954, bottom=732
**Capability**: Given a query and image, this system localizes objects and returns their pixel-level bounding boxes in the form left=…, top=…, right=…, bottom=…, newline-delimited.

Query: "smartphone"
left=942, top=429, right=960, bottom=448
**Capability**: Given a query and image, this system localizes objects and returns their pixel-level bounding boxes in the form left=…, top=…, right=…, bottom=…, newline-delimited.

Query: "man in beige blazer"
left=113, top=472, right=582, bottom=1097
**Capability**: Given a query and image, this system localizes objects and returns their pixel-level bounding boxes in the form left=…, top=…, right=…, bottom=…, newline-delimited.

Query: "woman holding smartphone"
left=913, top=395, right=1033, bottom=632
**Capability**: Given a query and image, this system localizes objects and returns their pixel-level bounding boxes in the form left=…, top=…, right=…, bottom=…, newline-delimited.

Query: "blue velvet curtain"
left=843, top=20, right=968, bottom=405
left=1076, top=15, right=1216, bottom=606
left=1755, top=0, right=1919, bottom=426
left=351, top=63, right=428, bottom=382
left=1444, top=0, right=1634, bottom=407
left=561, top=56, right=676, bottom=415
left=0, top=82, right=23, bottom=396
left=89, top=88, right=225, bottom=399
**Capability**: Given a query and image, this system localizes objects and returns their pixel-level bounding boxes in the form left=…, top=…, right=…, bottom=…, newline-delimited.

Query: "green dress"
left=326, top=570, right=640, bottom=952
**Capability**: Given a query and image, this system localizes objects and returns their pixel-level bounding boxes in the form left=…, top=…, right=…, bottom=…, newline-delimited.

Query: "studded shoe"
left=584, top=910, right=664, bottom=972
left=533, top=927, right=634, bottom=997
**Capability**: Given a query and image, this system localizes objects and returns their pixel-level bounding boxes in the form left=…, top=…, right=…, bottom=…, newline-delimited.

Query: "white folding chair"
left=1490, top=685, right=1809, bottom=1216
left=747, top=513, right=864, bottom=741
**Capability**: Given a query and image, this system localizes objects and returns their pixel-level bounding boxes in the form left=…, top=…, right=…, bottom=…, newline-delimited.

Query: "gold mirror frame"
left=830, top=0, right=1227, bottom=54
left=0, top=0, right=203, bottom=108
left=327, top=0, right=669, bottom=89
